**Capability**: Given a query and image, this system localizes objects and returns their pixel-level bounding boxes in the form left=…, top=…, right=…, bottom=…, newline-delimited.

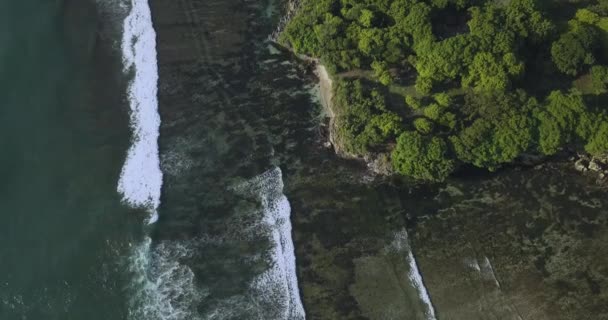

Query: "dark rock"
left=574, top=159, right=588, bottom=172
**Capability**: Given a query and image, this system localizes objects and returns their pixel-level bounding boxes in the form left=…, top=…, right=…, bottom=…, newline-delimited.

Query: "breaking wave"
left=126, top=168, right=305, bottom=319
left=127, top=237, right=204, bottom=320
left=232, top=167, right=306, bottom=319
left=389, top=229, right=437, bottom=320
left=118, top=0, right=163, bottom=224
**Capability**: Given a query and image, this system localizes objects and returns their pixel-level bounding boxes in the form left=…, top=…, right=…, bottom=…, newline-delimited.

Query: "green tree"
left=462, top=52, right=523, bottom=91
left=591, top=65, right=608, bottom=93
left=551, top=24, right=599, bottom=76
left=423, top=103, right=442, bottom=120
left=434, top=92, right=452, bottom=107
left=371, top=60, right=393, bottom=85
left=533, top=90, right=587, bottom=154
left=576, top=8, right=601, bottom=25
left=576, top=111, right=601, bottom=141
left=505, top=0, right=554, bottom=41
left=414, top=117, right=434, bottom=134
left=357, top=112, right=403, bottom=148
left=535, top=110, right=565, bottom=155
left=358, top=28, right=385, bottom=57
left=544, top=90, right=585, bottom=134
left=391, top=131, right=455, bottom=181
left=468, top=4, right=515, bottom=54
left=359, top=9, right=375, bottom=28
left=450, top=113, right=533, bottom=169
left=415, top=35, right=474, bottom=82
left=405, top=95, right=422, bottom=110
left=439, top=112, right=458, bottom=130
left=405, top=2, right=434, bottom=44
left=586, top=122, right=608, bottom=155
left=415, top=77, right=433, bottom=95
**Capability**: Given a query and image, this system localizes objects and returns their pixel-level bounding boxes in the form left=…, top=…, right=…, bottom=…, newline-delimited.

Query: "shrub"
left=414, top=118, right=434, bottom=134
left=434, top=92, right=452, bottom=107
left=423, top=103, right=442, bottom=120
left=415, top=77, right=433, bottom=95
left=391, top=131, right=455, bottom=181
left=551, top=24, right=598, bottom=76
left=405, top=95, right=422, bottom=110
left=586, top=122, right=608, bottom=155
left=591, top=65, right=608, bottom=93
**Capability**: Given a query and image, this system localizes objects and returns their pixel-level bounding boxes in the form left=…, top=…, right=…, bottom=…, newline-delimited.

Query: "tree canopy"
left=282, top=0, right=608, bottom=181
left=392, top=131, right=454, bottom=181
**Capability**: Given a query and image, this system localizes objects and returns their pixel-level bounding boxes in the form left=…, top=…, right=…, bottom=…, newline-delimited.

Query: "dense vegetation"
left=281, top=0, right=608, bottom=181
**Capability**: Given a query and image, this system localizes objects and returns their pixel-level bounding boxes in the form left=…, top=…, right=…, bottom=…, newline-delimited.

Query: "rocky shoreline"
left=574, top=154, right=608, bottom=183
left=314, top=63, right=395, bottom=176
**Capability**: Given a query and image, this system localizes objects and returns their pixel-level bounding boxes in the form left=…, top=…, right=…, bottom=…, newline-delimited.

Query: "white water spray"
left=390, top=229, right=437, bottom=320
left=233, top=168, right=306, bottom=319
left=127, top=238, right=204, bottom=320
left=118, top=0, right=163, bottom=224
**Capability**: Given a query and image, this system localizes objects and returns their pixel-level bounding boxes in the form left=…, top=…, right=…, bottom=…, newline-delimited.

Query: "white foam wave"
left=481, top=256, right=501, bottom=288
left=127, top=237, right=204, bottom=320
left=390, top=230, right=437, bottom=320
left=118, top=0, right=163, bottom=224
left=232, top=168, right=306, bottom=320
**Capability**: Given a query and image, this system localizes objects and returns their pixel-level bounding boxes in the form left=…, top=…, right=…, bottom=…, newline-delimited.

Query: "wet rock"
left=574, top=159, right=588, bottom=172
left=367, top=153, right=393, bottom=176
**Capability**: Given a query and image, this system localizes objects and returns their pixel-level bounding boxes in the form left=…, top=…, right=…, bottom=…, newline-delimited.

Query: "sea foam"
left=127, top=237, right=204, bottom=320
left=233, top=167, right=306, bottom=320
left=118, top=0, right=163, bottom=224
left=390, top=229, right=437, bottom=320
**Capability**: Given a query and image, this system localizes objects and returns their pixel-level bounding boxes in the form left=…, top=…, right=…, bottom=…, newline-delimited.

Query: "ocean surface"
left=1, top=0, right=607, bottom=319
left=0, top=0, right=136, bottom=318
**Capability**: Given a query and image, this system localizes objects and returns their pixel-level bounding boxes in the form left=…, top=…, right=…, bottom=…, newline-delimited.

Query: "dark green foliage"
left=438, top=112, right=457, bottom=130
left=415, top=35, right=475, bottom=82
left=591, top=65, right=608, bottom=93
left=405, top=95, right=422, bottom=110
left=334, top=79, right=403, bottom=154
left=415, top=76, right=433, bottom=95
left=391, top=131, right=455, bottom=181
left=586, top=121, right=608, bottom=155
left=359, top=112, right=404, bottom=146
left=282, top=0, right=608, bottom=180
left=423, top=103, right=442, bottom=120
left=532, top=91, right=605, bottom=155
left=551, top=24, right=599, bottom=76
left=462, top=52, right=524, bottom=91
left=535, top=110, right=565, bottom=155
left=504, top=0, right=554, bottom=41
left=371, top=60, right=393, bottom=85
left=544, top=91, right=585, bottom=135
left=451, top=112, right=533, bottom=170
left=434, top=92, right=452, bottom=107
left=414, top=117, right=434, bottom=134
